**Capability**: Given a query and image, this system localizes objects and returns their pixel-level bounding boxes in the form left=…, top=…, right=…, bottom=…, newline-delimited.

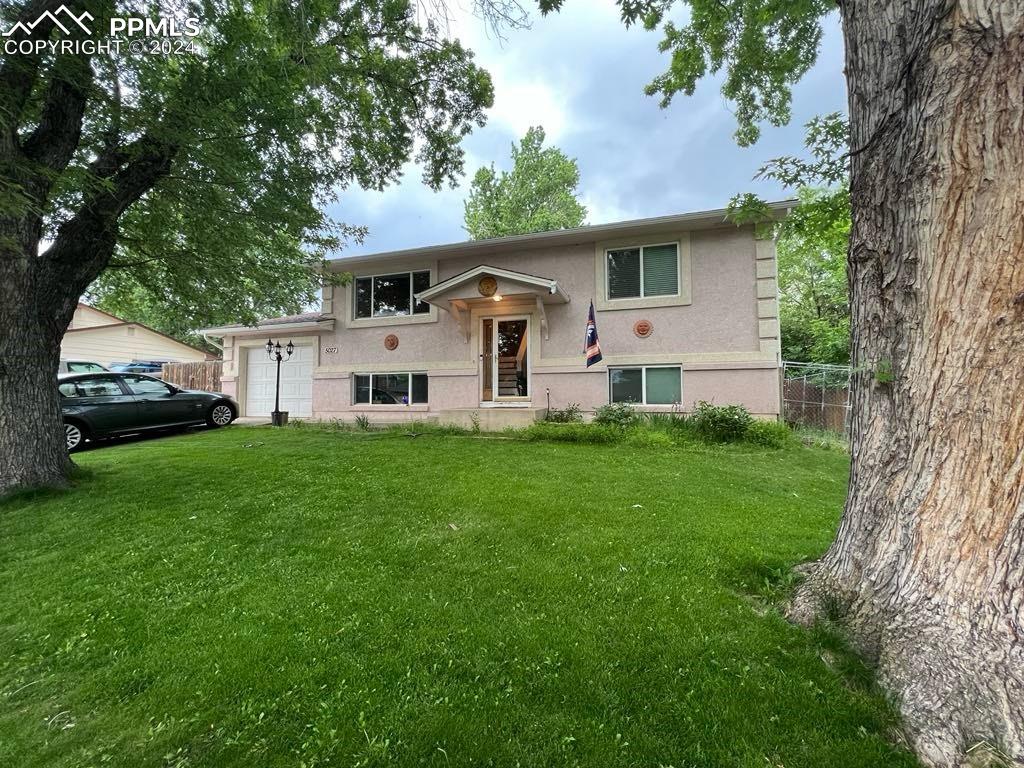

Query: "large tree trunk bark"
left=0, top=290, right=76, bottom=494
left=0, top=216, right=137, bottom=497
left=790, top=2, right=1024, bottom=765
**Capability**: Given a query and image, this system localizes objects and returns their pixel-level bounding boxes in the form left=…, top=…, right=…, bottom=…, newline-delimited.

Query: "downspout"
left=202, top=332, right=224, bottom=353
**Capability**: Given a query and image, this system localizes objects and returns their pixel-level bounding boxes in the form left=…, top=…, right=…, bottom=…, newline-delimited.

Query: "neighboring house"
left=63, top=304, right=216, bottom=367
left=201, top=204, right=788, bottom=425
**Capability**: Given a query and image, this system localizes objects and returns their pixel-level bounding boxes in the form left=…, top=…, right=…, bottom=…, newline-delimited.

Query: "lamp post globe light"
left=266, top=339, right=295, bottom=426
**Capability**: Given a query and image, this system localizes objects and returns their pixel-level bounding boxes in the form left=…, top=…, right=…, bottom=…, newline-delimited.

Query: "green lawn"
left=0, top=427, right=916, bottom=768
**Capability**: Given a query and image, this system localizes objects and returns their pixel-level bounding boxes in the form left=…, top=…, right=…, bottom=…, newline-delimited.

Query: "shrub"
left=690, top=401, right=752, bottom=442
left=545, top=402, right=583, bottom=423
left=644, top=410, right=691, bottom=431
left=354, top=414, right=371, bottom=431
left=643, top=412, right=679, bottom=429
left=593, top=402, right=639, bottom=428
left=520, top=422, right=625, bottom=444
left=744, top=419, right=795, bottom=448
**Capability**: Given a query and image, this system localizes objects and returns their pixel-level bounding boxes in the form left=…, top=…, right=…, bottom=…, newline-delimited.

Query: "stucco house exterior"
left=63, top=304, right=215, bottom=367
left=200, top=204, right=788, bottom=425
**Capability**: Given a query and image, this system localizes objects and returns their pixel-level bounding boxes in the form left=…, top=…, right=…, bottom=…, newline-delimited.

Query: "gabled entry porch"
left=414, top=265, right=571, bottom=408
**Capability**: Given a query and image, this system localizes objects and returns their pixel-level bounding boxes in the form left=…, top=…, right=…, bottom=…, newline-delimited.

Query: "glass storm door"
left=481, top=317, right=529, bottom=402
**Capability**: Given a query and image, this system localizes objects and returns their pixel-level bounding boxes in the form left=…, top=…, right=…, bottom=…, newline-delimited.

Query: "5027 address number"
left=324, top=346, right=339, bottom=354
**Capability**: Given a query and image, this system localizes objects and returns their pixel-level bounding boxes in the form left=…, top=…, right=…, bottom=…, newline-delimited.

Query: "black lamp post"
left=265, top=338, right=294, bottom=426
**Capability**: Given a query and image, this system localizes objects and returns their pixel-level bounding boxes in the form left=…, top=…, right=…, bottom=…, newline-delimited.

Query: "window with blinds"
left=606, top=242, right=679, bottom=299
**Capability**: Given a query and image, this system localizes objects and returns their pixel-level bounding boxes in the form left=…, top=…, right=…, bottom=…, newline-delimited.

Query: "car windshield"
left=66, top=362, right=106, bottom=372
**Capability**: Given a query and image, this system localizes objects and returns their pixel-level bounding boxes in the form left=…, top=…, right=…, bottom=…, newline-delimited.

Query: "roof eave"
left=415, top=264, right=560, bottom=303
left=200, top=318, right=335, bottom=337
left=328, top=200, right=795, bottom=270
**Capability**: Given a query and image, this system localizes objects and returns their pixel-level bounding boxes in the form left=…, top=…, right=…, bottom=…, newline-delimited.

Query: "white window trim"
left=353, top=371, right=429, bottom=406
left=354, top=269, right=432, bottom=321
left=594, top=232, right=691, bottom=312
left=608, top=364, right=683, bottom=406
left=606, top=241, right=681, bottom=301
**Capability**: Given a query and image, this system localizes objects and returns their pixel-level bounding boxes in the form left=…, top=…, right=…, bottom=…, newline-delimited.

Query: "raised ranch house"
left=63, top=303, right=215, bottom=368
left=201, top=204, right=788, bottom=426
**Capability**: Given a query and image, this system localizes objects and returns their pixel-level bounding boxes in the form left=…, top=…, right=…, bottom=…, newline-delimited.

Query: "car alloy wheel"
left=211, top=404, right=233, bottom=426
left=65, top=423, right=83, bottom=451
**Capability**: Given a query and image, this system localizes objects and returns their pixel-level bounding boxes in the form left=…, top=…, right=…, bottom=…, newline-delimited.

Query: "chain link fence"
left=782, top=361, right=851, bottom=436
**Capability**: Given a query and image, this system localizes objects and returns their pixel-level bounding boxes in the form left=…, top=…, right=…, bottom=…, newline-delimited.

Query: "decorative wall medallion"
left=478, top=275, right=498, bottom=297
left=633, top=319, right=654, bottom=338
left=384, top=334, right=399, bottom=351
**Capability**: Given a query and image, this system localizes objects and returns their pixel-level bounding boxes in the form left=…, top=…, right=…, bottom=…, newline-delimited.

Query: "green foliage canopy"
left=776, top=187, right=850, bottom=364
left=463, top=125, right=586, bottom=239
left=728, top=114, right=851, bottom=365
left=3, top=0, right=497, bottom=335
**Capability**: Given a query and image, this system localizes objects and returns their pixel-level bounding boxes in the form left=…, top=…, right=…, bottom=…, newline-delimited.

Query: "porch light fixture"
left=266, top=338, right=295, bottom=427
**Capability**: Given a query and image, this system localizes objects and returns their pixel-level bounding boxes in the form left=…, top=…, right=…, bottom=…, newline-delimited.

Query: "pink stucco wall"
left=226, top=223, right=781, bottom=420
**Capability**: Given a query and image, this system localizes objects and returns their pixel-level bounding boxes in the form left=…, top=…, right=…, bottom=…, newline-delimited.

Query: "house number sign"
left=324, top=346, right=339, bottom=354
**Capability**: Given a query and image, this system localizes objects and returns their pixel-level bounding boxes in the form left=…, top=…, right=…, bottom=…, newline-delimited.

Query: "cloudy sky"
left=329, top=1, right=847, bottom=257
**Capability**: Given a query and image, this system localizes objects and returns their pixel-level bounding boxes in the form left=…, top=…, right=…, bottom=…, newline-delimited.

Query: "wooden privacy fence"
left=161, top=361, right=223, bottom=392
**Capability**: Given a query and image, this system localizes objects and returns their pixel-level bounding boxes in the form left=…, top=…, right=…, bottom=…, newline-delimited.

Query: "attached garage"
left=198, top=312, right=334, bottom=417
left=244, top=343, right=315, bottom=417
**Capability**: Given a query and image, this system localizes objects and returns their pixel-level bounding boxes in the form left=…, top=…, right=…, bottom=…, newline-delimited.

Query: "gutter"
left=198, top=319, right=334, bottom=337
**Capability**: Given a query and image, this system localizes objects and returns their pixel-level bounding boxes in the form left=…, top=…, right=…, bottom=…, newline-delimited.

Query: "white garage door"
left=245, top=344, right=314, bottom=417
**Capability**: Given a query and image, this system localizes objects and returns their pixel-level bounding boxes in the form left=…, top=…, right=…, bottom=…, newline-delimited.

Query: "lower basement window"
left=609, top=366, right=682, bottom=405
left=354, top=373, right=428, bottom=405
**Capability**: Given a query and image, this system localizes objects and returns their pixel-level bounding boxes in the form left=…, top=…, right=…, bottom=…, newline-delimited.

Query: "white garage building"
left=63, top=304, right=215, bottom=367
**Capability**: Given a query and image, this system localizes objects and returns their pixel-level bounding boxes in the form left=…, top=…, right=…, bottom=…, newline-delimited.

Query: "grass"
left=0, top=428, right=917, bottom=768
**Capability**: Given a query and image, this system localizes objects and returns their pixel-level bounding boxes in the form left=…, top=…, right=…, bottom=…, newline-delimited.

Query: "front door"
left=481, top=317, right=530, bottom=403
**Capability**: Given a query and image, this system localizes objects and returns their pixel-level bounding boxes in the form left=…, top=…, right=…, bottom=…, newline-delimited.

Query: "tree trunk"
left=0, top=294, right=75, bottom=495
left=790, top=2, right=1024, bottom=765
left=0, top=215, right=134, bottom=497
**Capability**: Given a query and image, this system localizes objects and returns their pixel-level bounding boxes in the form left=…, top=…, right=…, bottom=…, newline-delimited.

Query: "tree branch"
left=0, top=0, right=66, bottom=142
left=42, top=135, right=179, bottom=298
left=21, top=53, right=93, bottom=174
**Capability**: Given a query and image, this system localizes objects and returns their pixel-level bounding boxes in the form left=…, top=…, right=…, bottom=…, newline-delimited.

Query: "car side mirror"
left=166, top=385, right=180, bottom=395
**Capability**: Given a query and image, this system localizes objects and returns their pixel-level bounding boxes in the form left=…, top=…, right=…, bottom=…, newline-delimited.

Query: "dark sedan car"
left=59, top=372, right=238, bottom=451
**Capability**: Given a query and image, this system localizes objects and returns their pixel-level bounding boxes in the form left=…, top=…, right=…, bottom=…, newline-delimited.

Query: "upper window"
left=609, top=366, right=682, bottom=405
left=354, top=270, right=431, bottom=319
left=606, top=243, right=679, bottom=300
left=122, top=375, right=173, bottom=396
